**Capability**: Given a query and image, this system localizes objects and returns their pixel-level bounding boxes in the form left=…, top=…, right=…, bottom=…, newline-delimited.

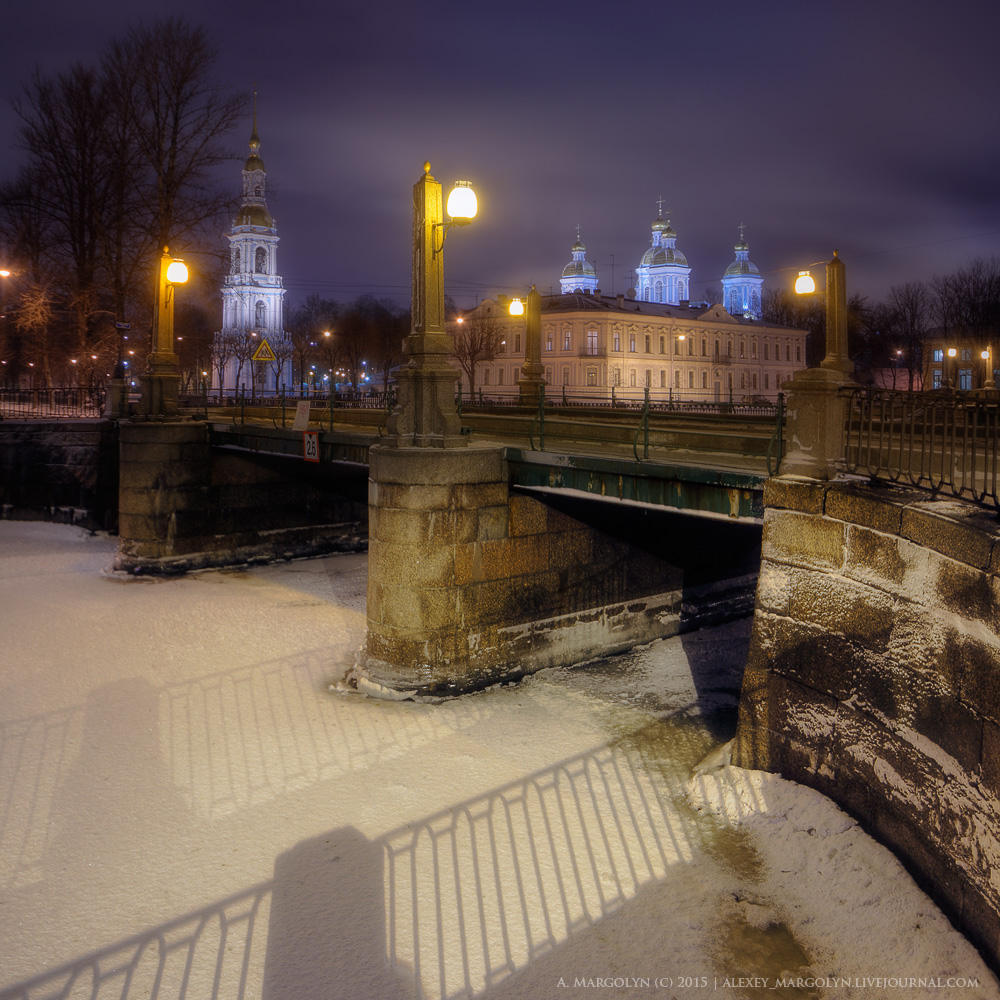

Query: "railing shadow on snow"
left=0, top=730, right=771, bottom=1000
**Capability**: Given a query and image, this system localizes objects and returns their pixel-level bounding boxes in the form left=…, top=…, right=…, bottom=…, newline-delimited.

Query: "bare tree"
left=12, top=64, right=108, bottom=362
left=886, top=281, right=931, bottom=390
left=16, top=284, right=56, bottom=387
left=102, top=18, right=244, bottom=257
left=453, top=311, right=504, bottom=399
left=933, top=257, right=1000, bottom=386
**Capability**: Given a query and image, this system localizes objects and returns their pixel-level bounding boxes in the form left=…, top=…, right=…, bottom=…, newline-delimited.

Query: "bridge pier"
left=358, top=443, right=759, bottom=698
left=735, top=476, right=1000, bottom=972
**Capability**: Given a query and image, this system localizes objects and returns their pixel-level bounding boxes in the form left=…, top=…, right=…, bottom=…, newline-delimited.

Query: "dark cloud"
left=2, top=0, right=999, bottom=310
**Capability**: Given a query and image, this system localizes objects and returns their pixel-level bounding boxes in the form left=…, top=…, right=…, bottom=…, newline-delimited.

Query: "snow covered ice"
left=0, top=521, right=996, bottom=999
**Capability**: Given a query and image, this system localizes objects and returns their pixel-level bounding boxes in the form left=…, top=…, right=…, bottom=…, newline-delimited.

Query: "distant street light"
left=507, top=285, right=545, bottom=404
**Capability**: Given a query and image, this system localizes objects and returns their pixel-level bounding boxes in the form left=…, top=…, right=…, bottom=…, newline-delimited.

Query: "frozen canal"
left=0, top=521, right=996, bottom=1000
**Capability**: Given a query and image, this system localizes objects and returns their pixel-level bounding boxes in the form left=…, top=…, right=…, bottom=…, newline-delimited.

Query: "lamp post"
left=385, top=162, right=477, bottom=447
left=779, top=249, right=857, bottom=480
left=982, top=348, right=995, bottom=391
left=509, top=285, right=545, bottom=404
left=140, top=246, right=188, bottom=418
left=794, top=250, right=852, bottom=376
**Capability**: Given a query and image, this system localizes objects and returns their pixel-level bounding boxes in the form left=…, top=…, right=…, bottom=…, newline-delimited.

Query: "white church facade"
left=211, top=106, right=292, bottom=395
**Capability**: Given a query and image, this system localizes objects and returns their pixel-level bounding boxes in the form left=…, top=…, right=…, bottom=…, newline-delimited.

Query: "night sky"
left=2, top=0, right=999, bottom=312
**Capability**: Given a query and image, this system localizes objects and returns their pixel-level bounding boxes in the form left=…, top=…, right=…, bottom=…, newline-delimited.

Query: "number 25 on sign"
left=303, top=430, right=320, bottom=463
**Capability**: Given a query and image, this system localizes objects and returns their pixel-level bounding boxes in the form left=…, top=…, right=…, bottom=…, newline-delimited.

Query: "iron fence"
left=457, top=387, right=777, bottom=417
left=0, top=387, right=106, bottom=419
left=843, top=388, right=1000, bottom=512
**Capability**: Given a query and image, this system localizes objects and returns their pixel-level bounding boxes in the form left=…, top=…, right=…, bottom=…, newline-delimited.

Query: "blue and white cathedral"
left=558, top=209, right=763, bottom=319
left=635, top=207, right=691, bottom=304
left=212, top=103, right=292, bottom=394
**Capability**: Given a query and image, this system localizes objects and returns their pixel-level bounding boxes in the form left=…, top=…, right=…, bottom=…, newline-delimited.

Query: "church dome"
left=236, top=203, right=273, bottom=228
left=562, top=259, right=596, bottom=278
left=724, top=239, right=760, bottom=277
left=244, top=153, right=265, bottom=173
left=642, top=245, right=687, bottom=267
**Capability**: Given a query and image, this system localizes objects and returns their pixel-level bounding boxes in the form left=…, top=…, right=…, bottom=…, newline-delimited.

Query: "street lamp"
left=141, top=246, right=189, bottom=417
left=507, top=286, right=545, bottom=404
left=794, top=250, right=851, bottom=376
left=386, top=162, right=477, bottom=447
left=981, top=348, right=995, bottom=390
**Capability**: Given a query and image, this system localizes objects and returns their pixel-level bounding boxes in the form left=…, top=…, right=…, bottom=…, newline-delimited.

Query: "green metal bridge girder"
left=504, top=448, right=766, bottom=523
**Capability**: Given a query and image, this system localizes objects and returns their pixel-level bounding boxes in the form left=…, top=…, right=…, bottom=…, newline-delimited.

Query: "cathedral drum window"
left=232, top=247, right=241, bottom=273
left=255, top=247, right=267, bottom=273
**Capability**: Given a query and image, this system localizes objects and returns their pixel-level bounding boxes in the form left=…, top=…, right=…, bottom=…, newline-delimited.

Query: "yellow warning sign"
left=251, top=338, right=277, bottom=362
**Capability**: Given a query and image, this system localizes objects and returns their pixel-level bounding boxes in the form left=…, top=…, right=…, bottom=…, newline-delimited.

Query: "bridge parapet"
left=736, top=475, right=1000, bottom=971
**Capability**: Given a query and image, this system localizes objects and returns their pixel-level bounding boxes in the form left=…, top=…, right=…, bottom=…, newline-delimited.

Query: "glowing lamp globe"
left=447, top=181, right=477, bottom=222
left=509, top=298, right=524, bottom=317
left=166, top=259, right=189, bottom=284
left=948, top=348, right=957, bottom=358
left=794, top=271, right=816, bottom=295
left=982, top=351, right=990, bottom=361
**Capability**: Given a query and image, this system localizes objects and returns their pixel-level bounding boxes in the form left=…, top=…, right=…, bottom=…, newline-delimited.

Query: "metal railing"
left=458, top=387, right=777, bottom=417
left=843, top=388, right=1000, bottom=512
left=0, top=387, right=107, bottom=419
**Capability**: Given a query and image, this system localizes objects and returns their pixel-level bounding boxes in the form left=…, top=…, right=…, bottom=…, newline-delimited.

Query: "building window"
left=674, top=370, right=681, bottom=389
left=752, top=373, right=758, bottom=390
left=645, top=335, right=651, bottom=353
left=659, top=336, right=665, bottom=354
left=961, top=349, right=973, bottom=362
left=959, top=368, right=973, bottom=390
left=545, top=367, right=553, bottom=383
left=586, top=329, right=598, bottom=355
left=630, top=369, right=636, bottom=387
left=587, top=369, right=597, bottom=386
left=232, top=247, right=240, bottom=273
left=563, top=330, right=572, bottom=351
left=660, top=370, right=666, bottom=388
left=741, top=372, right=746, bottom=389
left=765, top=373, right=770, bottom=390
left=727, top=341, right=732, bottom=358
left=562, top=367, right=570, bottom=385
left=612, top=367, right=621, bottom=385
left=645, top=369, right=652, bottom=387
left=688, top=371, right=694, bottom=389
left=764, top=342, right=769, bottom=361
left=546, top=330, right=553, bottom=352
left=932, top=369, right=943, bottom=389
left=255, top=247, right=266, bottom=273
left=613, top=330, right=621, bottom=351
left=786, top=344, right=791, bottom=361
left=751, top=342, right=757, bottom=359
left=740, top=341, right=745, bottom=359
left=702, top=371, right=707, bottom=389
left=255, top=300, right=266, bottom=326
left=796, top=344, right=801, bottom=363
left=702, top=338, right=707, bottom=357
left=497, top=368, right=504, bottom=385
left=933, top=349, right=944, bottom=362
left=629, top=333, right=636, bottom=352
left=515, top=334, right=521, bottom=352
left=688, top=338, right=693, bottom=356
left=483, top=368, right=490, bottom=385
